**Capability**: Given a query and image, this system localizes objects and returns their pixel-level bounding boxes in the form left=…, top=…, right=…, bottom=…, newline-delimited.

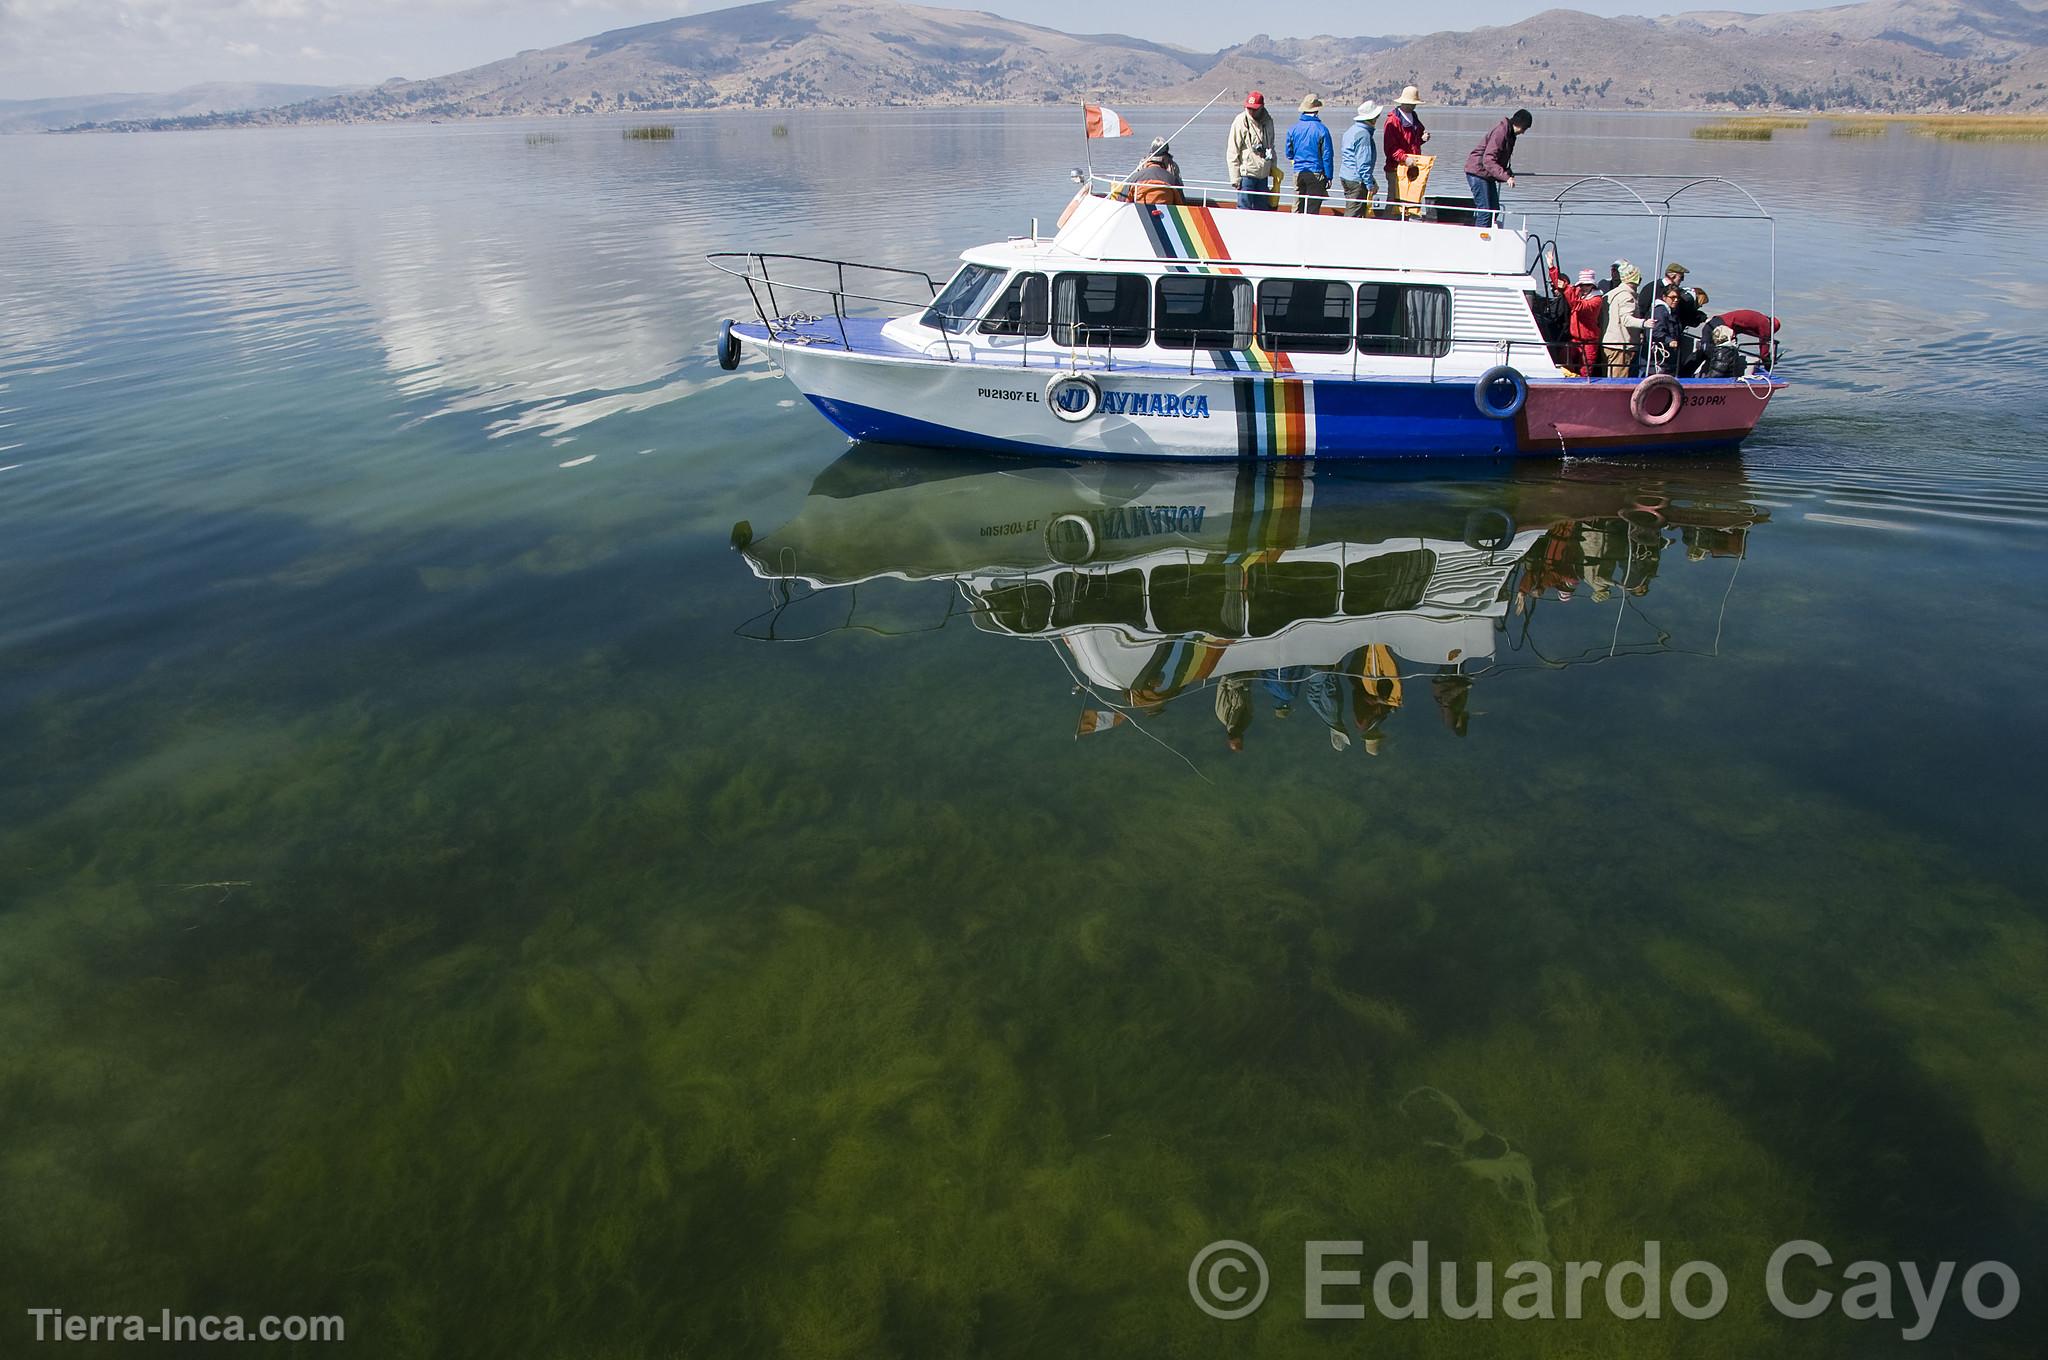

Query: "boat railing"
left=1083, top=170, right=1773, bottom=229
left=707, top=251, right=988, bottom=360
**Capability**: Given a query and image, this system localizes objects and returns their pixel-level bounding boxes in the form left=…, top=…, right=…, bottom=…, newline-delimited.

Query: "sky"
left=0, top=0, right=1848, bottom=102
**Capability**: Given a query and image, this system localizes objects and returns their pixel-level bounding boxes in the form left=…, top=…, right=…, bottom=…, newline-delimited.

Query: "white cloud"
left=224, top=38, right=262, bottom=56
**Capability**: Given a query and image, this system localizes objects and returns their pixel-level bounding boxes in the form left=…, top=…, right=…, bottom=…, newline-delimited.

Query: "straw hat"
left=1300, top=94, right=1324, bottom=112
left=1355, top=100, right=1384, bottom=121
left=1395, top=85, right=1421, bottom=106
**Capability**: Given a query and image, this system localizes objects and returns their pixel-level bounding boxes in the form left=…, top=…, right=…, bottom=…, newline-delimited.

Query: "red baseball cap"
left=1245, top=91, right=1264, bottom=109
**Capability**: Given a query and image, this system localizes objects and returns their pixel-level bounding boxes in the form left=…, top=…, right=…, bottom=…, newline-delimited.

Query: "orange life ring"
left=1630, top=375, right=1683, bottom=427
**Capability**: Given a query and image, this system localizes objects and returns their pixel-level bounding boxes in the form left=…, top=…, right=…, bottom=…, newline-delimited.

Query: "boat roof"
left=957, top=193, right=1536, bottom=281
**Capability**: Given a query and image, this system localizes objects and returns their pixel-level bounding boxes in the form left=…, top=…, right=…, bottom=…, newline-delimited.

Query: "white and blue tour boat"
left=711, top=170, right=1783, bottom=461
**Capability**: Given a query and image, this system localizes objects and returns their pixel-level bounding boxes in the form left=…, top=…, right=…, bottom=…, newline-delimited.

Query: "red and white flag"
left=1075, top=709, right=1128, bottom=737
left=1083, top=105, right=1131, bottom=139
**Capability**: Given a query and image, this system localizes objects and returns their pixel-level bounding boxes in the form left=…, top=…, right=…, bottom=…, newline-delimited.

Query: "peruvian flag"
left=1083, top=104, right=1131, bottom=139
left=1075, top=709, right=1129, bottom=737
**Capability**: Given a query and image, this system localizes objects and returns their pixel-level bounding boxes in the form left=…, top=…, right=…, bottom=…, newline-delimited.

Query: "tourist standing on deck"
left=1227, top=91, right=1279, bottom=211
left=1382, top=87, right=1430, bottom=210
left=1649, top=282, right=1685, bottom=375
left=1286, top=95, right=1334, bottom=213
left=1463, top=108, right=1531, bottom=227
left=1604, top=262, right=1642, bottom=376
left=1547, top=263, right=1607, bottom=377
left=1339, top=101, right=1382, bottom=217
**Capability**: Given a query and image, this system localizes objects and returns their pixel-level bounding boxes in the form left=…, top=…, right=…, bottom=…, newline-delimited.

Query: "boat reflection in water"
left=732, top=448, right=1768, bottom=756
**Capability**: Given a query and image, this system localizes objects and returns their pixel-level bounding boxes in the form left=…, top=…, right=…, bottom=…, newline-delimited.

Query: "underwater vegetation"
left=2, top=534, right=2044, bottom=1359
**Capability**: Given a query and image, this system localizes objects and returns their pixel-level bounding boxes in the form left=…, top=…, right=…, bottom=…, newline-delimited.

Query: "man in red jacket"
left=1547, top=263, right=1607, bottom=376
left=1708, top=308, right=1781, bottom=368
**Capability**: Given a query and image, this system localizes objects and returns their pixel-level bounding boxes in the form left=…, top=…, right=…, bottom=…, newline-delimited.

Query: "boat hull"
left=740, top=329, right=1780, bottom=462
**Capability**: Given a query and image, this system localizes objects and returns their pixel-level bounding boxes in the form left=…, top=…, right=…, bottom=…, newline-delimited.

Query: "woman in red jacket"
left=1547, top=263, right=1607, bottom=376
left=1381, top=87, right=1429, bottom=213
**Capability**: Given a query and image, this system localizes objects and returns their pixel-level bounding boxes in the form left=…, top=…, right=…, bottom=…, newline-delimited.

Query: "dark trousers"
left=1294, top=172, right=1329, bottom=213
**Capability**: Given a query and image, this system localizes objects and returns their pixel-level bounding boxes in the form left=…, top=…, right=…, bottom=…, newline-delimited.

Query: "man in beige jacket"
left=1226, top=90, right=1278, bottom=210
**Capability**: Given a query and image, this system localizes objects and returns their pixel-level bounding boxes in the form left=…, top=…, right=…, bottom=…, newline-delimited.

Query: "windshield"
left=921, top=264, right=1007, bottom=334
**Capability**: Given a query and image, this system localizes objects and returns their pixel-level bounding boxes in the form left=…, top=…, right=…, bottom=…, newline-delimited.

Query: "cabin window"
left=1048, top=570, right=1148, bottom=629
left=978, top=580, right=1053, bottom=633
left=1257, top=279, right=1353, bottom=354
left=980, top=272, right=1050, bottom=337
left=1053, top=272, right=1151, bottom=348
left=1244, top=561, right=1341, bottom=637
left=1355, top=284, right=1453, bottom=358
left=1155, top=276, right=1254, bottom=349
left=1149, top=563, right=1239, bottom=637
left=1343, top=549, right=1436, bottom=614
left=922, top=263, right=1008, bottom=334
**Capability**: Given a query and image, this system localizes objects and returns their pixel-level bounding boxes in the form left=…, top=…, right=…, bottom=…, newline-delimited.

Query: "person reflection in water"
left=1432, top=665, right=1473, bottom=737
left=1214, top=675, right=1252, bottom=751
left=1345, top=644, right=1403, bottom=756
left=1261, top=665, right=1310, bottom=720
left=1305, top=670, right=1353, bottom=752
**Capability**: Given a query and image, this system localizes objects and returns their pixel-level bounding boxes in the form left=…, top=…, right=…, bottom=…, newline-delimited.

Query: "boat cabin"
left=878, top=190, right=1559, bottom=380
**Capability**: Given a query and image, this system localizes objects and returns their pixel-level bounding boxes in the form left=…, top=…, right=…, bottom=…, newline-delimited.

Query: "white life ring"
left=1045, top=513, right=1098, bottom=565
left=1630, top=375, right=1683, bottom=427
left=1047, top=373, right=1101, bottom=423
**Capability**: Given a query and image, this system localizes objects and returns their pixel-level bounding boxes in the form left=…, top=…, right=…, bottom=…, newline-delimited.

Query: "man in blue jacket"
left=1286, top=95, right=1334, bottom=214
left=1339, top=101, right=1383, bottom=218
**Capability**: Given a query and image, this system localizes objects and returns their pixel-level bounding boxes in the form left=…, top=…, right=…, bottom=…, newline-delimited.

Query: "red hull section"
left=1516, top=379, right=1779, bottom=455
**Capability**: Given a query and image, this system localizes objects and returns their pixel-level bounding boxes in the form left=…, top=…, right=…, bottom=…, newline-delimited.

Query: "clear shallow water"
left=1, top=110, right=2046, bottom=1357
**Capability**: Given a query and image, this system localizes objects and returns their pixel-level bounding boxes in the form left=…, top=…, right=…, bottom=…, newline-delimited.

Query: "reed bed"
left=1910, top=115, right=2048, bottom=141
left=1828, top=120, right=1888, bottom=138
left=622, top=125, right=676, bottom=141
left=1693, top=124, right=1775, bottom=140
left=524, top=132, right=559, bottom=147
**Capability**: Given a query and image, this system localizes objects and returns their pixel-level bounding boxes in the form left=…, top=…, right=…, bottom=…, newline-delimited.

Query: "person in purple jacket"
left=1464, top=109, right=1533, bottom=228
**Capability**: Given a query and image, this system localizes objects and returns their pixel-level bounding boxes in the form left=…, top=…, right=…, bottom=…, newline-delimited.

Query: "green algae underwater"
left=5, top=110, right=2048, bottom=1358
left=4, top=451, right=2045, bottom=1358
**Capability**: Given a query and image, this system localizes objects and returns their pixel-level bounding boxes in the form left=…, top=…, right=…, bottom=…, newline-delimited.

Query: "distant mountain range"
left=45, top=0, right=2048, bottom=131
left=2, top=83, right=351, bottom=134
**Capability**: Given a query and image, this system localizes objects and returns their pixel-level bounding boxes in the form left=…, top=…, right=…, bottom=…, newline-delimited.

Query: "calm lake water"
left=2, top=109, right=2045, bottom=1357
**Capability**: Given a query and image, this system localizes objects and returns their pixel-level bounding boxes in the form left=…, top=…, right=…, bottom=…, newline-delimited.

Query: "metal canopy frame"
left=1517, top=174, right=1776, bottom=360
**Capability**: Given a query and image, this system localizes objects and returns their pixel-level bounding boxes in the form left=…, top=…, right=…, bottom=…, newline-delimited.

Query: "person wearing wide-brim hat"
left=1382, top=85, right=1431, bottom=214
left=1285, top=94, right=1335, bottom=214
left=1340, top=101, right=1384, bottom=218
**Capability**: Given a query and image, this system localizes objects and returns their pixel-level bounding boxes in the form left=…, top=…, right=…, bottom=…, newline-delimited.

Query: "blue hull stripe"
left=806, top=389, right=1749, bottom=462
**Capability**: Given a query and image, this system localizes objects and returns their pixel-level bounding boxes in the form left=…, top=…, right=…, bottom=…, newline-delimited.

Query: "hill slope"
left=2, top=83, right=349, bottom=133
left=59, top=0, right=2048, bottom=129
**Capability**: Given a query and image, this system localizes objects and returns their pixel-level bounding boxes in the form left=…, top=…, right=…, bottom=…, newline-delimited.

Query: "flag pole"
left=1158, top=87, right=1232, bottom=154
